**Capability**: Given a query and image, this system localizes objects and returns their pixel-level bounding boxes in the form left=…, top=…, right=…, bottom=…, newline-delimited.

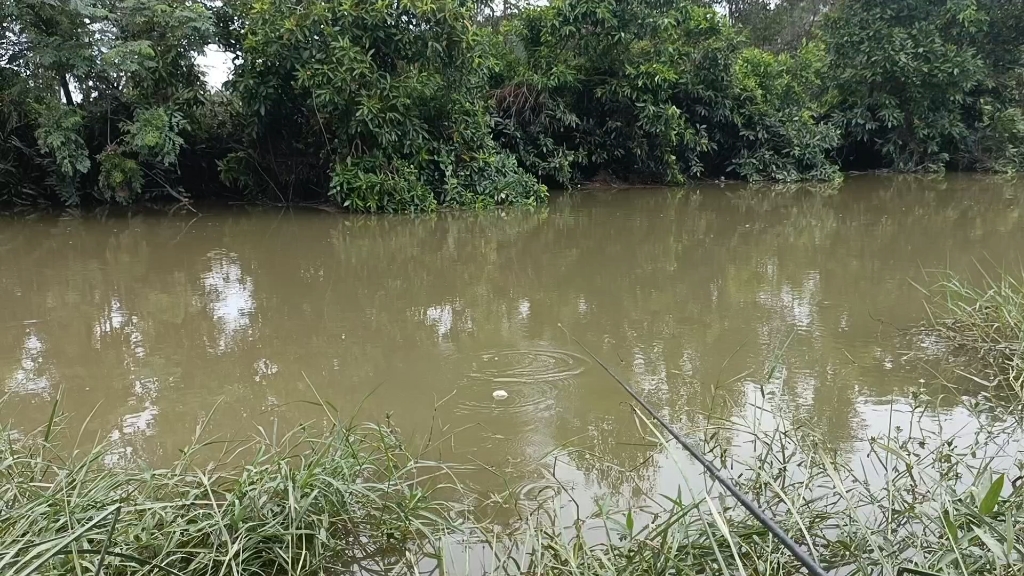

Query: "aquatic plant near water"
left=2, top=385, right=1022, bottom=575
left=920, top=267, right=1024, bottom=400
left=0, top=398, right=463, bottom=576
left=481, top=397, right=1024, bottom=576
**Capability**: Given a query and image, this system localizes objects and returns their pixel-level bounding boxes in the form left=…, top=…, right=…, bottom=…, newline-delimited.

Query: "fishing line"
left=566, top=332, right=829, bottom=576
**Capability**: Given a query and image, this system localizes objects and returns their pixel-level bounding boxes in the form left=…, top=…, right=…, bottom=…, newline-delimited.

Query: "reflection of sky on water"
left=755, top=267, right=819, bottom=332
left=517, top=298, right=530, bottom=322
left=104, top=403, right=160, bottom=466
left=423, top=303, right=456, bottom=340
left=199, top=250, right=256, bottom=353
left=253, top=358, right=279, bottom=382
left=5, top=331, right=52, bottom=397
left=93, top=297, right=147, bottom=360
left=106, top=375, right=163, bottom=465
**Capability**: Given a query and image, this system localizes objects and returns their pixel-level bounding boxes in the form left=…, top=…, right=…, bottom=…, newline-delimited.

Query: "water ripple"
left=455, top=348, right=589, bottom=422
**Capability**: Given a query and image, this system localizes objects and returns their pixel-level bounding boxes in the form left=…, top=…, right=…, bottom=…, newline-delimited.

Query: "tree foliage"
left=1, top=0, right=214, bottom=204
left=489, top=0, right=838, bottom=185
left=719, top=0, right=832, bottom=52
left=821, top=0, right=1024, bottom=172
left=221, top=0, right=546, bottom=210
left=2, top=0, right=1024, bottom=211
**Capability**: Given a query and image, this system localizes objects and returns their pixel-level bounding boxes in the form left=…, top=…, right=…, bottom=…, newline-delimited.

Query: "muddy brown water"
left=2, top=174, right=1023, bottom=502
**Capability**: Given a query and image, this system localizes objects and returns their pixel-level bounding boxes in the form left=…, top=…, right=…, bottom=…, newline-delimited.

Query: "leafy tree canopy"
left=1, top=0, right=1023, bottom=210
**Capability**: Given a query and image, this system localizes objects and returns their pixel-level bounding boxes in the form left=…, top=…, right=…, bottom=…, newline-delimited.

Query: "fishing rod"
left=567, top=333, right=829, bottom=576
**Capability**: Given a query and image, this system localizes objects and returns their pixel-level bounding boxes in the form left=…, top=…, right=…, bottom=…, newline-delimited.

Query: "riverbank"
left=0, top=408, right=463, bottom=575
left=3, top=379, right=1021, bottom=574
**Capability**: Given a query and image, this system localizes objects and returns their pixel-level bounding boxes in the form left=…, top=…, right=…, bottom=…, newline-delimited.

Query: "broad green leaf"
left=979, top=474, right=1004, bottom=516
left=941, top=510, right=958, bottom=542
left=972, top=527, right=1008, bottom=564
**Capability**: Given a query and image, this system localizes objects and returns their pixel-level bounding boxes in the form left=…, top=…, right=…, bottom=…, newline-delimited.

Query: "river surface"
left=2, top=174, right=1023, bottom=503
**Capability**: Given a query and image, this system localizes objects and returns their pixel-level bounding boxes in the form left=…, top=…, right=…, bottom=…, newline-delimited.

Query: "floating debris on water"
left=492, top=390, right=508, bottom=400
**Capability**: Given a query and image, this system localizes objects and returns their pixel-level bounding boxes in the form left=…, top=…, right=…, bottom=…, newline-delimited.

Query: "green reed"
left=920, top=266, right=1024, bottom=399
left=2, top=386, right=1023, bottom=575
left=482, top=398, right=1023, bottom=576
left=0, top=395, right=463, bottom=576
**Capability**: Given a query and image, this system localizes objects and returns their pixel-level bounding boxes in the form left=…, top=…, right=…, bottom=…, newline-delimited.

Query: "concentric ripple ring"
left=455, top=348, right=590, bottom=420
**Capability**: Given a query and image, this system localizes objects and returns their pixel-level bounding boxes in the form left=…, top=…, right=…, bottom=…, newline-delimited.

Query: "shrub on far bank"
left=3, top=0, right=1024, bottom=211
left=221, top=0, right=546, bottom=211
left=1, top=0, right=215, bottom=206
left=488, top=0, right=840, bottom=186
left=728, top=42, right=841, bottom=182
left=822, top=0, right=1024, bottom=173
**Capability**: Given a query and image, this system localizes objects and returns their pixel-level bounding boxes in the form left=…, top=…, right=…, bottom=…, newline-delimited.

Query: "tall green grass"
left=921, top=267, right=1024, bottom=399
left=483, top=397, right=1023, bottom=576
left=3, top=377, right=1023, bottom=574
left=0, top=397, right=462, bottom=576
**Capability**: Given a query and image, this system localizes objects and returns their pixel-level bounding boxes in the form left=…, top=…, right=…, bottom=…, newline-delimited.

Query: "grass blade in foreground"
left=0, top=408, right=463, bottom=576
left=564, top=330, right=829, bottom=576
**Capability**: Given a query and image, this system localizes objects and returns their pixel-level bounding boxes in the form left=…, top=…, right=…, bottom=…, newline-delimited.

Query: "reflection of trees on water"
left=2, top=175, right=1024, bottom=498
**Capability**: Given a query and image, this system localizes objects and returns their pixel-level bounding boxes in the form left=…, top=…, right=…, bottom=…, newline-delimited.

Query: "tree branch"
left=60, top=75, right=75, bottom=106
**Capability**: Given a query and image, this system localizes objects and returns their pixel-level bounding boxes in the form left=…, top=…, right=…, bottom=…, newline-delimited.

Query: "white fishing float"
left=492, top=389, right=509, bottom=400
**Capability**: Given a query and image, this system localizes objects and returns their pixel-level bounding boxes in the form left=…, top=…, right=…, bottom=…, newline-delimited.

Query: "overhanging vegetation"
left=2, top=0, right=1023, bottom=210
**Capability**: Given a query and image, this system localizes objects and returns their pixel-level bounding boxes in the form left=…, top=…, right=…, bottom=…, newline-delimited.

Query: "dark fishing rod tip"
left=567, top=331, right=830, bottom=576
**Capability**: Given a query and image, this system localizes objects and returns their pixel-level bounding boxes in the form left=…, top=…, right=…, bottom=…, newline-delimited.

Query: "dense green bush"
left=221, top=0, right=545, bottom=210
left=488, top=0, right=838, bottom=185
left=2, top=0, right=1024, bottom=210
left=726, top=43, right=840, bottom=181
left=1, top=0, right=215, bottom=205
left=490, top=0, right=735, bottom=185
left=821, top=0, right=1024, bottom=172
